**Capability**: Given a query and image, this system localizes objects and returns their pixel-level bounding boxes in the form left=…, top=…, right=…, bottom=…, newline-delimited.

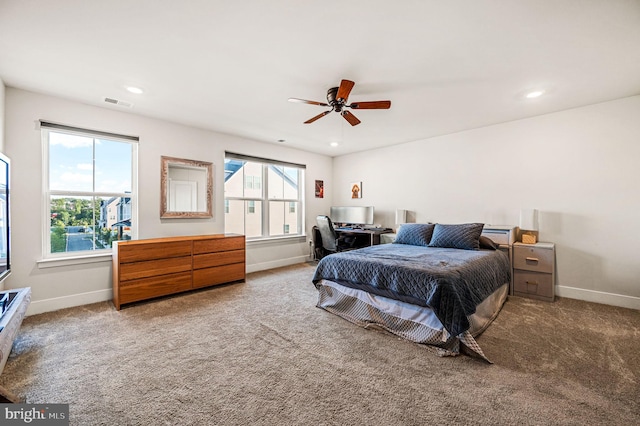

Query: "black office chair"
left=316, top=215, right=357, bottom=257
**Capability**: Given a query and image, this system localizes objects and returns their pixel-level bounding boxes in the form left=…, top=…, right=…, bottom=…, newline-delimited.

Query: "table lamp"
left=519, top=208, right=539, bottom=244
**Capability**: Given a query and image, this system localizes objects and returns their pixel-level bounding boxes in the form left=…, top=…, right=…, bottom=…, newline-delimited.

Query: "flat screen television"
left=329, top=206, right=374, bottom=227
left=0, top=152, right=9, bottom=284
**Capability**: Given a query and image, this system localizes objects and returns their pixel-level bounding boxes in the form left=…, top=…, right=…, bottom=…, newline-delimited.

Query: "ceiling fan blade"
left=288, top=98, right=330, bottom=107
left=336, top=79, right=355, bottom=102
left=304, top=110, right=332, bottom=124
left=341, top=110, right=361, bottom=126
left=349, top=100, right=391, bottom=109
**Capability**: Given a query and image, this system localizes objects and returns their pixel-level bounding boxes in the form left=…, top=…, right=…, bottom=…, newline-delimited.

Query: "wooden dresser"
left=112, top=234, right=245, bottom=310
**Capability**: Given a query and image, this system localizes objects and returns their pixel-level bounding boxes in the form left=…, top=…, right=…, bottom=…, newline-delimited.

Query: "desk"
left=335, top=228, right=393, bottom=247
left=311, top=226, right=393, bottom=261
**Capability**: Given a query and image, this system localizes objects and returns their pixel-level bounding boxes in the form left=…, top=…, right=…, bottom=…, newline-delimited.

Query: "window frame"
left=41, top=123, right=138, bottom=260
left=224, top=152, right=305, bottom=241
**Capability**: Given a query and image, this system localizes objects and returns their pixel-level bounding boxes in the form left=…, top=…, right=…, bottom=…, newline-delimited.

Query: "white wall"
left=0, top=78, right=5, bottom=291
left=4, top=88, right=333, bottom=314
left=333, top=96, right=640, bottom=309
left=0, top=78, right=5, bottom=152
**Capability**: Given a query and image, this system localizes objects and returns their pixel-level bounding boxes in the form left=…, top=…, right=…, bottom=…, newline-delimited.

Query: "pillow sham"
left=393, top=223, right=435, bottom=247
left=479, top=235, right=498, bottom=250
left=427, top=223, right=484, bottom=250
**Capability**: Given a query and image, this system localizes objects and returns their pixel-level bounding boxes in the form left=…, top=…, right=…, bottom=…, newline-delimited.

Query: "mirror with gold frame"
left=160, top=156, right=213, bottom=218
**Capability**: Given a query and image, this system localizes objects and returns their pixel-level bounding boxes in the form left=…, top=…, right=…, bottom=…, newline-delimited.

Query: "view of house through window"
left=42, top=124, right=137, bottom=256
left=224, top=153, right=305, bottom=239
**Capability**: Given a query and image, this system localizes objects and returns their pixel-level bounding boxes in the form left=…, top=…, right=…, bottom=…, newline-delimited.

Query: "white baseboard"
left=557, top=285, right=640, bottom=310
left=246, top=255, right=309, bottom=274
left=27, top=289, right=112, bottom=316
left=25, top=269, right=638, bottom=316
left=25, top=257, right=309, bottom=316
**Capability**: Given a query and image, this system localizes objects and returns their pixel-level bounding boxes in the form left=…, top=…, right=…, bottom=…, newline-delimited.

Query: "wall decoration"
left=351, top=181, right=362, bottom=199
left=315, top=180, right=324, bottom=198
left=160, top=156, right=213, bottom=218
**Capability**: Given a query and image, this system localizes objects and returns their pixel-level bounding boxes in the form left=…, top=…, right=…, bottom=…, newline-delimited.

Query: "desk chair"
left=315, top=215, right=357, bottom=257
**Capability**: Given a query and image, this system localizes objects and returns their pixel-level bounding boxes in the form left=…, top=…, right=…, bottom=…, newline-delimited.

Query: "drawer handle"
left=525, top=257, right=539, bottom=262
left=525, top=281, right=538, bottom=285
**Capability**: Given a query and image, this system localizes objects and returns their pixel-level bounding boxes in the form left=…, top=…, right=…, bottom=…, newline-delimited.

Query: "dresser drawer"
left=193, top=236, right=244, bottom=254
left=193, top=249, right=245, bottom=270
left=118, top=240, right=192, bottom=262
left=119, top=256, right=192, bottom=281
left=118, top=271, right=192, bottom=304
left=193, top=263, right=245, bottom=289
left=514, top=270, right=554, bottom=300
left=513, top=245, right=554, bottom=273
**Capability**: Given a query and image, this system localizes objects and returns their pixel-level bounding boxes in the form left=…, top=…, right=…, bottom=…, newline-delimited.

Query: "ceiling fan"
left=288, top=79, right=391, bottom=126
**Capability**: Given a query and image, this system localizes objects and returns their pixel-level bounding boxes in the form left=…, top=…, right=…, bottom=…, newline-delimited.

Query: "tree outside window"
left=43, top=125, right=137, bottom=256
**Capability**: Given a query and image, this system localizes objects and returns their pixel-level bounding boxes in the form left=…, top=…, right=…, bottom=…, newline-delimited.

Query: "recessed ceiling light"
left=126, top=86, right=144, bottom=94
left=330, top=142, right=339, bottom=147
left=525, top=90, right=544, bottom=99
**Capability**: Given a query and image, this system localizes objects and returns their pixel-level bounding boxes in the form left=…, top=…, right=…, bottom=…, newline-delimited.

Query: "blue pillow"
left=479, top=235, right=498, bottom=250
left=393, top=223, right=435, bottom=246
left=428, top=223, right=484, bottom=250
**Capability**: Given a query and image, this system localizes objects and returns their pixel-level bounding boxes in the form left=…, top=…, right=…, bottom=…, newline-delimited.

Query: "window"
left=224, top=152, right=305, bottom=239
left=41, top=122, right=138, bottom=257
left=245, top=176, right=254, bottom=189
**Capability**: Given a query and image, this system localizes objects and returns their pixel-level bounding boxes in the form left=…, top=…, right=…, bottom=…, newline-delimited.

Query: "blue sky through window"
left=49, top=132, right=132, bottom=193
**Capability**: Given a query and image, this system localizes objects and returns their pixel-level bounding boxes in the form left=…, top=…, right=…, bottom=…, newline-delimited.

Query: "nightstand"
left=513, top=242, right=555, bottom=302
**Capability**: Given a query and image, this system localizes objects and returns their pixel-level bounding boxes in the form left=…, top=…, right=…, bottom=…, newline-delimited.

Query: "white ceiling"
left=1, top=1, right=639, bottom=157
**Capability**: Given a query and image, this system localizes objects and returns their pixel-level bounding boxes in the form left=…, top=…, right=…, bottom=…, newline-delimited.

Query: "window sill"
left=37, top=252, right=113, bottom=269
left=36, top=236, right=306, bottom=268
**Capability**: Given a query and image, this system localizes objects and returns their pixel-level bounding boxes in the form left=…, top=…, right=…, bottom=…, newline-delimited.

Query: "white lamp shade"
left=519, top=209, right=539, bottom=231
left=395, top=209, right=407, bottom=225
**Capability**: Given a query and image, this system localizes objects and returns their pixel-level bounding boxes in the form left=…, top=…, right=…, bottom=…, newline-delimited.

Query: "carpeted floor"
left=1, top=263, right=639, bottom=425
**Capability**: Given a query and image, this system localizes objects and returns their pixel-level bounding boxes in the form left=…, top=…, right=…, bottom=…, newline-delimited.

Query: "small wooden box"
left=522, top=234, right=537, bottom=244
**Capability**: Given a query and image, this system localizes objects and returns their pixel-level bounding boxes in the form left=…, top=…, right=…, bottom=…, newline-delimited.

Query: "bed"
left=311, top=223, right=511, bottom=362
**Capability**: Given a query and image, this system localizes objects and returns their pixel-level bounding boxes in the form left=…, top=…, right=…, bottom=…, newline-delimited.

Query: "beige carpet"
left=1, top=263, right=639, bottom=425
